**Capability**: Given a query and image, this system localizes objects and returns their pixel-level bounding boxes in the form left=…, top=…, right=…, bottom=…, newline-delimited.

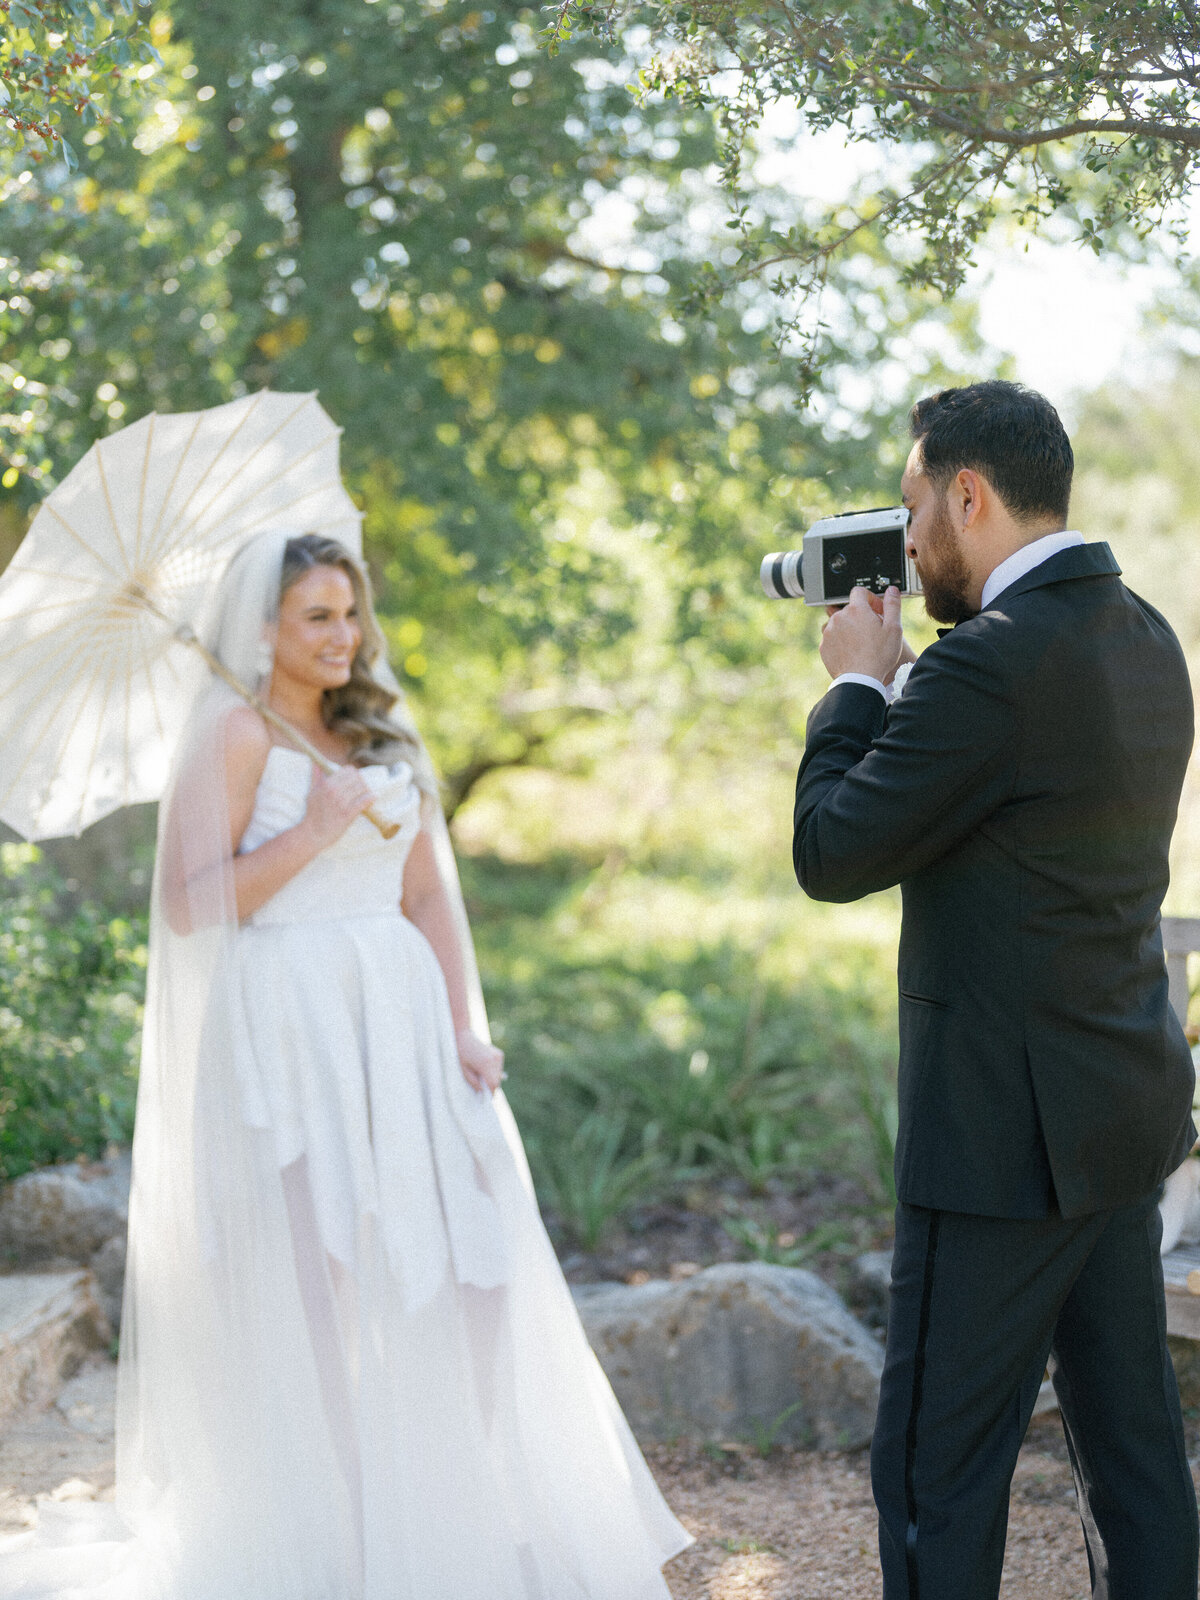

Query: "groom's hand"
left=819, top=585, right=904, bottom=683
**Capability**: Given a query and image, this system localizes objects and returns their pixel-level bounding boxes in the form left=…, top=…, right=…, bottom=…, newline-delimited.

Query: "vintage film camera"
left=760, top=506, right=921, bottom=606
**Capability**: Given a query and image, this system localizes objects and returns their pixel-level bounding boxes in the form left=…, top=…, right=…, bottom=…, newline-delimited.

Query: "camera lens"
left=759, top=551, right=805, bottom=598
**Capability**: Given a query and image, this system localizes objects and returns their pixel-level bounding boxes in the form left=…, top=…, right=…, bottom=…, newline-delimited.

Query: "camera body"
left=761, top=506, right=920, bottom=606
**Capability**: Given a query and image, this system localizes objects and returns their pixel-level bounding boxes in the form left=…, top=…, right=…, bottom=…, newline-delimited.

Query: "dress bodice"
left=238, top=745, right=422, bottom=926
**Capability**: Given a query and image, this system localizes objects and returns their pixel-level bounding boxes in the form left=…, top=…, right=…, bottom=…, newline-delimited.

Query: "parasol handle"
left=174, top=625, right=400, bottom=841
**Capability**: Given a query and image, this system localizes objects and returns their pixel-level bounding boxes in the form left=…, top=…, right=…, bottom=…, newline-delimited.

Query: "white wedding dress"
left=0, top=746, right=690, bottom=1599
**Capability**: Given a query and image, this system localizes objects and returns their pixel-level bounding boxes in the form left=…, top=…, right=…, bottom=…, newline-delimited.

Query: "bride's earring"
left=256, top=634, right=274, bottom=683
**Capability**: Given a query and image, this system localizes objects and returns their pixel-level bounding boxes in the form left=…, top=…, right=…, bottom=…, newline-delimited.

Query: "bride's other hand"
left=300, top=765, right=375, bottom=850
left=457, top=1028, right=505, bottom=1094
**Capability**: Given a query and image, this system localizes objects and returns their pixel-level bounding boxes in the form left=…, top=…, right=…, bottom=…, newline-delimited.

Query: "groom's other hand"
left=818, top=584, right=904, bottom=682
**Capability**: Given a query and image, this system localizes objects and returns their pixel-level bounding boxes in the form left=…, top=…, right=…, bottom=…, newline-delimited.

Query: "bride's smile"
left=269, top=565, right=363, bottom=696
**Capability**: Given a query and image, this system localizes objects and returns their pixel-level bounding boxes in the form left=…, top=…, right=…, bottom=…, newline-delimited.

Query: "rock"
left=89, top=1234, right=127, bottom=1333
left=845, top=1250, right=893, bottom=1333
left=0, top=1272, right=111, bottom=1425
left=0, top=1152, right=131, bottom=1267
left=54, top=1353, right=118, bottom=1440
left=573, top=1261, right=884, bottom=1450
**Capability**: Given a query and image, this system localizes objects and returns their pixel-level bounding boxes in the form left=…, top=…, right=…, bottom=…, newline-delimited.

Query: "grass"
left=461, top=825, right=902, bottom=1254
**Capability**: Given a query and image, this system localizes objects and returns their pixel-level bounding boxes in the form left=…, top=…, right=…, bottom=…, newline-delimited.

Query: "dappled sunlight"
left=707, top=1550, right=788, bottom=1598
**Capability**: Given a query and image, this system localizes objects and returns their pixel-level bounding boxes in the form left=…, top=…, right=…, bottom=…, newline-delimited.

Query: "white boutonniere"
left=890, top=662, right=914, bottom=700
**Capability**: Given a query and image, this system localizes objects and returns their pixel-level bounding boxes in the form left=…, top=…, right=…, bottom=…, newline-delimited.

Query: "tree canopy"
left=548, top=2, right=1200, bottom=362
left=1, top=0, right=156, bottom=165
left=1, top=0, right=986, bottom=796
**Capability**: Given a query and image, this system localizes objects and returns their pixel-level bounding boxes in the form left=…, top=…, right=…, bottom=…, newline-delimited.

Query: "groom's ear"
left=954, top=468, right=987, bottom=533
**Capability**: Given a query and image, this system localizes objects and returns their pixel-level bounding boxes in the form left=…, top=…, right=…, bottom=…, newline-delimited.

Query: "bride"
left=1, top=528, right=690, bottom=1599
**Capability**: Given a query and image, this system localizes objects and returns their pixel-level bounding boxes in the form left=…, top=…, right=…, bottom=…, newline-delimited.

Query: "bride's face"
left=271, top=565, right=362, bottom=692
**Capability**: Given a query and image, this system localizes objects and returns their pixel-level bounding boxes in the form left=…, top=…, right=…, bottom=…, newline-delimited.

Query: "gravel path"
left=3, top=1357, right=1194, bottom=1597
left=650, top=1420, right=1096, bottom=1599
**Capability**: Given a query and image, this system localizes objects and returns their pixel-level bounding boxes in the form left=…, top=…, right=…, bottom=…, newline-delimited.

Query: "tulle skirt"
left=0, top=912, right=691, bottom=1598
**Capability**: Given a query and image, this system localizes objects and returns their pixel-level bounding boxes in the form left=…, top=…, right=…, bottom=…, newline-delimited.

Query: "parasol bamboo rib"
left=0, top=635, right=115, bottom=807
left=44, top=504, right=123, bottom=582
left=142, top=391, right=270, bottom=569
left=134, top=414, right=155, bottom=571
left=218, top=477, right=360, bottom=550
left=75, top=637, right=128, bottom=838
left=148, top=393, right=313, bottom=571
left=0, top=613, right=92, bottom=666
left=94, top=441, right=134, bottom=576
left=134, top=612, right=170, bottom=755
left=153, top=423, right=338, bottom=572
left=121, top=640, right=134, bottom=813
left=143, top=410, right=205, bottom=559
left=1, top=564, right=104, bottom=587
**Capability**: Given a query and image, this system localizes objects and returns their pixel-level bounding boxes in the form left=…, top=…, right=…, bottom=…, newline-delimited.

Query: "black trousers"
left=872, top=1193, right=1199, bottom=1599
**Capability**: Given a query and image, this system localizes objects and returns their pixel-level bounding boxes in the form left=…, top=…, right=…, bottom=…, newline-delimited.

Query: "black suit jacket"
left=794, top=542, right=1197, bottom=1218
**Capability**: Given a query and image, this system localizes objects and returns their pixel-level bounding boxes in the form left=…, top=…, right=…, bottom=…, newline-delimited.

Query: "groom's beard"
left=916, top=500, right=977, bottom=626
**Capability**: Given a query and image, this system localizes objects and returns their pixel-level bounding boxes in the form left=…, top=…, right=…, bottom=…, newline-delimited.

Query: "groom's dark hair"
left=910, top=380, right=1073, bottom=524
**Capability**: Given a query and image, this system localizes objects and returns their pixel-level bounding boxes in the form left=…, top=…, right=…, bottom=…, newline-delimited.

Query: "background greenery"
left=550, top=2, right=1200, bottom=379
left=0, top=843, right=144, bottom=1181
left=5, top=2, right=1200, bottom=1272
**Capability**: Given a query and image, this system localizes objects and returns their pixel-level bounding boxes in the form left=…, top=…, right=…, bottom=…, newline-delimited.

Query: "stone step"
left=0, top=1272, right=110, bottom=1426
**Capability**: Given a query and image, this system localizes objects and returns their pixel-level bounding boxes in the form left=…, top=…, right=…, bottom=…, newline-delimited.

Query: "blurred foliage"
left=0, top=841, right=145, bottom=1179
left=547, top=1, right=1200, bottom=376
left=0, top=0, right=157, bottom=165
left=1, top=0, right=799, bottom=513
left=0, top=0, right=992, bottom=800
left=465, top=847, right=900, bottom=1248
left=1069, top=355, right=1200, bottom=917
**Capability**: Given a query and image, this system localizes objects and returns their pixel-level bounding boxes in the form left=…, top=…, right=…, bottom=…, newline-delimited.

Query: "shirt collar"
left=980, top=531, right=1085, bottom=611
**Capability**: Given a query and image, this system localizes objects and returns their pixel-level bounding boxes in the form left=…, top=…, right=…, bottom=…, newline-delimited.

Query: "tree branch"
left=916, top=103, right=1200, bottom=150
left=724, top=145, right=978, bottom=284
left=443, top=735, right=549, bottom=823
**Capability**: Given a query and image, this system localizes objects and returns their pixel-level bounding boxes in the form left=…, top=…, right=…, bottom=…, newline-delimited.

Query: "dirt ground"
left=7, top=1355, right=1188, bottom=1598
left=650, top=1418, right=1098, bottom=1599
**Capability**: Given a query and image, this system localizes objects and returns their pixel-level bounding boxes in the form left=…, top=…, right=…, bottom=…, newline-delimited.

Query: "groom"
left=794, top=380, right=1200, bottom=1598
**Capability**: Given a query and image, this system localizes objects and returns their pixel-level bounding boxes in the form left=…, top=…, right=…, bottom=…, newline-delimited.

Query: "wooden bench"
left=1161, top=916, right=1200, bottom=1340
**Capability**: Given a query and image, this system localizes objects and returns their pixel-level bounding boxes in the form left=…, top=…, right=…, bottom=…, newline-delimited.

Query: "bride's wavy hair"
left=280, top=534, right=429, bottom=782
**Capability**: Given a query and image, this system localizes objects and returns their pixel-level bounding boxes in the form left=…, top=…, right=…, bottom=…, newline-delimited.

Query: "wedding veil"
left=1, top=525, right=527, bottom=1596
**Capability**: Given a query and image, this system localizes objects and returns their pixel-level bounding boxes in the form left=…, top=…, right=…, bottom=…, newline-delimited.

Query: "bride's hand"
left=300, top=766, right=375, bottom=850
left=457, top=1028, right=505, bottom=1094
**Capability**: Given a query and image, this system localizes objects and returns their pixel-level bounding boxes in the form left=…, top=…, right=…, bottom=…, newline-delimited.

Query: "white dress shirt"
left=978, top=530, right=1083, bottom=609
left=830, top=531, right=1085, bottom=702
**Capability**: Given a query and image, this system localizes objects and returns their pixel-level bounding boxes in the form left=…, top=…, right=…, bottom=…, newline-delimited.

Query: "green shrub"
left=0, top=843, right=146, bottom=1181
left=463, top=852, right=900, bottom=1248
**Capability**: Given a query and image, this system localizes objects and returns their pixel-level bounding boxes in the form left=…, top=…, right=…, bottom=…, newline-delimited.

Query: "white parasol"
left=0, top=390, right=397, bottom=841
